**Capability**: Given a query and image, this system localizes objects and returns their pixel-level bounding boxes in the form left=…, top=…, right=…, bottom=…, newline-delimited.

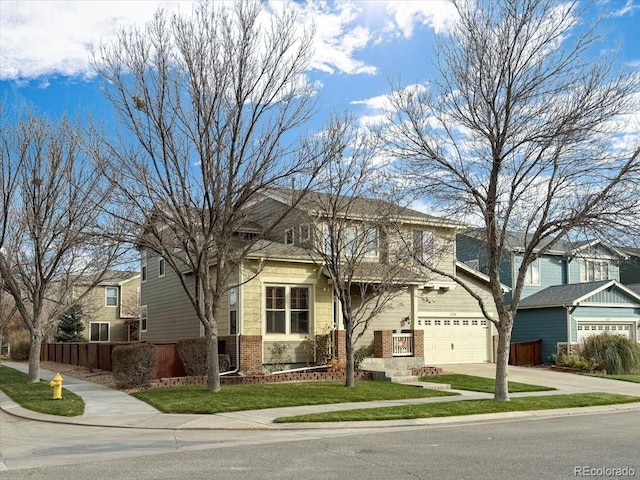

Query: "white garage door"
left=577, top=323, right=633, bottom=343
left=418, top=317, right=490, bottom=364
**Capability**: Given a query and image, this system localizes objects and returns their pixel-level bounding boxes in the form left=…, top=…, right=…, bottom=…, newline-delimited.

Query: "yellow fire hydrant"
left=49, top=373, right=63, bottom=400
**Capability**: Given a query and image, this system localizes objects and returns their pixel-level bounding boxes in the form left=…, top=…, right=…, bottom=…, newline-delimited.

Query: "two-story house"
left=140, top=190, right=502, bottom=373
left=73, top=270, right=141, bottom=342
left=457, top=230, right=640, bottom=362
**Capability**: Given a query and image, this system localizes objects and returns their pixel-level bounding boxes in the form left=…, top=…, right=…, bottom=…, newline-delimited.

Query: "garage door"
left=418, top=317, right=490, bottom=364
left=577, top=323, right=633, bottom=343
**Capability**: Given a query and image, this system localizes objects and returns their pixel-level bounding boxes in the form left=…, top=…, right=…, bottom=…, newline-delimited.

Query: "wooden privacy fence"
left=509, top=339, right=542, bottom=366
left=41, top=342, right=187, bottom=379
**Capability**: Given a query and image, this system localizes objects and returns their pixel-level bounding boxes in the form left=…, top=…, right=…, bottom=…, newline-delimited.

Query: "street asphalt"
left=2, top=361, right=640, bottom=431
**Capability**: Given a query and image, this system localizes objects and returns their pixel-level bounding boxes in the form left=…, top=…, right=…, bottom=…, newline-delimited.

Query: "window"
left=140, top=305, right=148, bottom=332
left=158, top=257, right=166, bottom=278
left=105, top=287, right=118, bottom=307
left=90, top=322, right=109, bottom=342
left=290, top=287, right=309, bottom=334
left=524, top=259, right=541, bottom=285
left=266, top=286, right=286, bottom=334
left=413, top=230, right=434, bottom=264
left=141, top=251, right=147, bottom=282
left=299, top=224, right=310, bottom=242
left=364, top=228, right=378, bottom=257
left=344, top=225, right=357, bottom=256
left=284, top=227, right=294, bottom=246
left=265, top=285, right=310, bottom=335
left=580, top=260, right=610, bottom=282
left=321, top=223, right=332, bottom=254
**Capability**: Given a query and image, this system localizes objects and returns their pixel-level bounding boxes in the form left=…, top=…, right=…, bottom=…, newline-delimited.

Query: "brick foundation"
left=150, top=370, right=373, bottom=388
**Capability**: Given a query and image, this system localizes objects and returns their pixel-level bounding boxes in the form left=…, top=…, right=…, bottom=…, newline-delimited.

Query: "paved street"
left=2, top=361, right=640, bottom=478
left=1, top=408, right=639, bottom=479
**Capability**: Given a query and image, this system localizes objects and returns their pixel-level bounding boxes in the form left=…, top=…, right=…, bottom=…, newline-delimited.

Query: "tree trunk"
left=205, top=325, right=221, bottom=392
left=344, top=328, right=355, bottom=387
left=28, top=332, right=42, bottom=383
left=494, top=324, right=512, bottom=401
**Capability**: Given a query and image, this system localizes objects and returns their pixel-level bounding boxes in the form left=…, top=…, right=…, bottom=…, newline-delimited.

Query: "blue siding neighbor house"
left=457, top=230, right=638, bottom=362
left=511, top=280, right=640, bottom=362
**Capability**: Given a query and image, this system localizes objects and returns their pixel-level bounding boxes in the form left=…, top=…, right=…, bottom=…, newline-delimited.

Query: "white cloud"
left=384, top=1, right=458, bottom=37
left=0, top=1, right=196, bottom=81
left=1, top=0, right=459, bottom=82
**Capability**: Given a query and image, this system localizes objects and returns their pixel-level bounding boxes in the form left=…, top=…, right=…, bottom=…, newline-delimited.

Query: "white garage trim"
left=576, top=318, right=637, bottom=342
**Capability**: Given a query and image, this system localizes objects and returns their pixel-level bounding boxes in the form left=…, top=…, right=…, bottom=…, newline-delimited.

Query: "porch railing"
left=392, top=332, right=413, bottom=357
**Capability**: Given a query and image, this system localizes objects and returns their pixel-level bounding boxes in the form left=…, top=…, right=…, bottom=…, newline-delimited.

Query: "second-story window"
left=580, top=260, right=610, bottom=282
left=141, top=251, right=147, bottom=282
left=413, top=230, right=434, bottom=264
left=364, top=228, right=378, bottom=257
left=284, top=227, right=294, bottom=246
left=158, top=257, right=166, bottom=278
left=105, top=287, right=118, bottom=307
left=524, top=259, right=541, bottom=285
left=299, top=224, right=310, bottom=243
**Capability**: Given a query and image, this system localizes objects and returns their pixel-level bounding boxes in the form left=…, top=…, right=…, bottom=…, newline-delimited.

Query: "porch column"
left=373, top=330, right=393, bottom=358
left=239, top=335, right=262, bottom=374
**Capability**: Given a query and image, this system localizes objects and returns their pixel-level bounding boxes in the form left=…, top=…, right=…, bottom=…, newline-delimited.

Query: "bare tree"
left=0, top=109, right=127, bottom=382
left=384, top=0, right=640, bottom=400
left=91, top=1, right=324, bottom=392
left=301, top=114, right=425, bottom=387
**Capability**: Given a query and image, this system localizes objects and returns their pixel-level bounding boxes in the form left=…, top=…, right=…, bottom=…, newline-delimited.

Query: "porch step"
left=389, top=375, right=419, bottom=383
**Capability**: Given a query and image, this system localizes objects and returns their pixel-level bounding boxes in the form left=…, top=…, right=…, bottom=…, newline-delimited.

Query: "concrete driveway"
left=438, top=363, right=640, bottom=396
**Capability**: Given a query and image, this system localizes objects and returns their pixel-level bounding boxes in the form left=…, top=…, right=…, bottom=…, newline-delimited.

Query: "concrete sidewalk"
left=2, top=361, right=640, bottom=430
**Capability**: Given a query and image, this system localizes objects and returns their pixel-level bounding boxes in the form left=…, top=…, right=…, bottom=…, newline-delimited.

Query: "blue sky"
left=1, top=0, right=639, bottom=178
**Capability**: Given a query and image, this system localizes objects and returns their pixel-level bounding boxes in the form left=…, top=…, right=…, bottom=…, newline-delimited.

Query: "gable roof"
left=518, top=280, right=640, bottom=309
left=263, top=188, right=465, bottom=229
left=461, top=229, right=627, bottom=258
left=75, top=270, right=140, bottom=287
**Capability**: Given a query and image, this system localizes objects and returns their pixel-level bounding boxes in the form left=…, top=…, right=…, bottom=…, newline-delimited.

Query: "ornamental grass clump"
left=578, top=333, right=640, bottom=375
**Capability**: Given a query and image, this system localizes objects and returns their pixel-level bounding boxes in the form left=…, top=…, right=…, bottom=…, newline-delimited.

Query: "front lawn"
left=423, top=374, right=556, bottom=393
left=0, top=366, right=84, bottom=416
left=587, top=374, right=640, bottom=384
left=274, top=393, right=640, bottom=423
left=132, top=380, right=457, bottom=414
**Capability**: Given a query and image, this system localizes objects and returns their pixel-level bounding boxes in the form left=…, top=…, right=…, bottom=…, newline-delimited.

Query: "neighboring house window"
left=524, top=259, right=541, bottom=285
left=158, top=257, right=166, bottom=278
left=265, top=285, right=310, bottom=335
left=90, top=322, right=109, bottom=342
left=284, top=227, right=294, bottom=246
left=141, top=251, right=147, bottom=283
left=140, top=305, right=148, bottom=332
left=364, top=227, right=378, bottom=257
left=413, top=230, right=434, bottom=264
left=105, top=287, right=118, bottom=307
left=229, top=288, right=238, bottom=335
left=299, top=224, right=310, bottom=243
left=580, top=260, right=610, bottom=282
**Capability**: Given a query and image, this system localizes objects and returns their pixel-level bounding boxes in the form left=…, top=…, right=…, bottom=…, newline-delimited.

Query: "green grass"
left=423, top=374, right=556, bottom=393
left=274, top=393, right=640, bottom=423
left=587, top=373, right=640, bottom=384
left=0, top=366, right=84, bottom=416
left=132, top=380, right=457, bottom=414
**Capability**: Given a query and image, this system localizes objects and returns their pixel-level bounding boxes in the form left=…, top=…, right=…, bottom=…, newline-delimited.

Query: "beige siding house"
left=75, top=271, right=141, bottom=342
left=140, top=190, right=501, bottom=373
